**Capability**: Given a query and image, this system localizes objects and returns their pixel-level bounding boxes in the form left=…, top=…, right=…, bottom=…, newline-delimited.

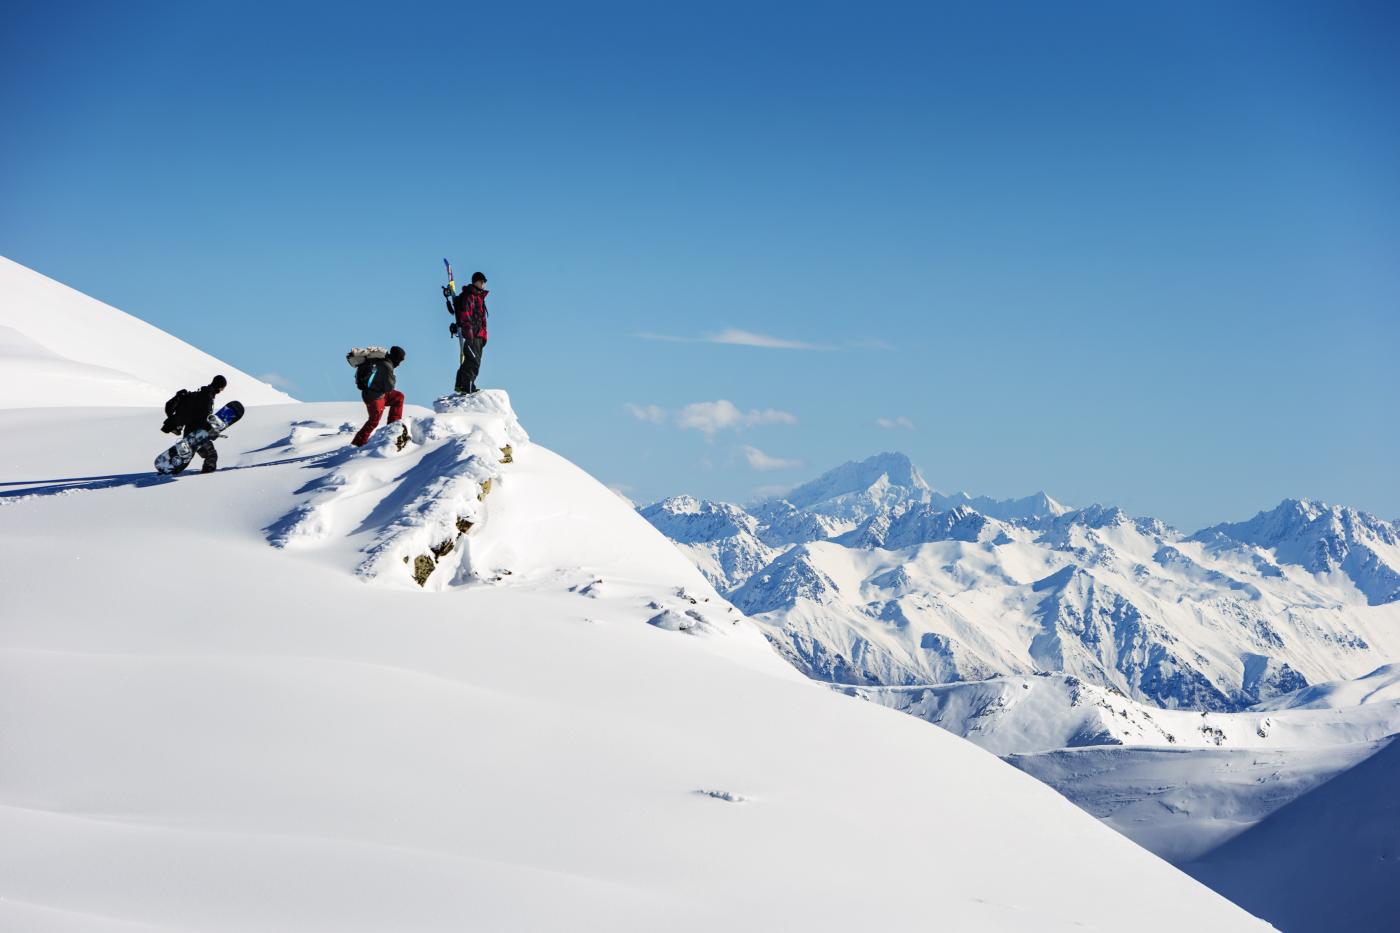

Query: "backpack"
left=346, top=346, right=389, bottom=367
left=164, top=389, right=190, bottom=419
left=161, top=388, right=195, bottom=433
left=354, top=360, right=379, bottom=392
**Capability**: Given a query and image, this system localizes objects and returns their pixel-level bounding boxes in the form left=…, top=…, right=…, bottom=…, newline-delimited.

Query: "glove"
left=449, top=323, right=459, bottom=337
left=442, top=285, right=454, bottom=298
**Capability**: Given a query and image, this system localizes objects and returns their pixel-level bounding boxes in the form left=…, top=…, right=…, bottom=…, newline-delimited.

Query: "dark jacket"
left=356, top=357, right=397, bottom=402
left=451, top=285, right=489, bottom=341
left=164, top=384, right=219, bottom=435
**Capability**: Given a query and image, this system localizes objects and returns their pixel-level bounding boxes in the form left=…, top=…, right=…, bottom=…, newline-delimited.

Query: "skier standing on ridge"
left=445, top=271, right=489, bottom=394
left=350, top=346, right=407, bottom=447
left=160, top=375, right=228, bottom=473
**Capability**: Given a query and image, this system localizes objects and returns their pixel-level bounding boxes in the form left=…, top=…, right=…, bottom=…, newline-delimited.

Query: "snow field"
left=0, top=397, right=1268, bottom=932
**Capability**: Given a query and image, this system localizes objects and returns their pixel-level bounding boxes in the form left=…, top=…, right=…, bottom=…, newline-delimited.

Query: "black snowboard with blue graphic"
left=155, top=401, right=245, bottom=475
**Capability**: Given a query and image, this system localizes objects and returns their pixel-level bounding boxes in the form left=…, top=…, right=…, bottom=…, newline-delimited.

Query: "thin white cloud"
left=848, top=338, right=895, bottom=351
left=627, top=399, right=798, bottom=438
left=875, top=416, right=917, bottom=431
left=624, top=403, right=668, bottom=424
left=258, top=371, right=299, bottom=391
left=633, top=332, right=690, bottom=343
left=740, top=445, right=804, bottom=471
left=636, top=329, right=826, bottom=350
left=709, top=329, right=823, bottom=350
left=675, top=400, right=797, bottom=437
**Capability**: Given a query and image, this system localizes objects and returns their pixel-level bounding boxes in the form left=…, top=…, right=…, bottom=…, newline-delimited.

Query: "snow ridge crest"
left=266, top=389, right=527, bottom=588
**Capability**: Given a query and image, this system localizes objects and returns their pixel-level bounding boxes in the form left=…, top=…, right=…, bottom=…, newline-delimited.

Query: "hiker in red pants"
left=351, top=345, right=406, bottom=447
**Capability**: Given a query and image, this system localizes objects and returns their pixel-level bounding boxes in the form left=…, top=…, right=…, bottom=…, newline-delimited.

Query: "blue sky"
left=3, top=0, right=1397, bottom=529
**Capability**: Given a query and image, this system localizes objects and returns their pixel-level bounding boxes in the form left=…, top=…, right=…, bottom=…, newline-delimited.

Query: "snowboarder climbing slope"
left=160, top=375, right=228, bottom=473
left=350, top=346, right=406, bottom=447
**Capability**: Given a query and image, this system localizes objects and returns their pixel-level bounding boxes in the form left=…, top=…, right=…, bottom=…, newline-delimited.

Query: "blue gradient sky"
left=3, top=1, right=1397, bottom=529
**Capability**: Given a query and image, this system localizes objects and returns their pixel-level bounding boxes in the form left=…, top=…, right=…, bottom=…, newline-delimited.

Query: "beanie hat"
left=471, top=271, right=487, bottom=284
left=211, top=375, right=228, bottom=391
left=388, top=346, right=406, bottom=364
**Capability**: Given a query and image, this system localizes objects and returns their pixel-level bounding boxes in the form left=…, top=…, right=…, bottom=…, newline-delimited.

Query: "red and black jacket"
left=451, top=285, right=489, bottom=341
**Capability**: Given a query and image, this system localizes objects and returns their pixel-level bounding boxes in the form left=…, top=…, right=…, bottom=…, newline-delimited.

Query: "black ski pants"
left=183, top=425, right=218, bottom=472
left=455, top=337, right=485, bottom=393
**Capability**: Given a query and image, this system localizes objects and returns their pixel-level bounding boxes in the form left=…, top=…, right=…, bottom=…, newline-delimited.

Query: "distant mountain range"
left=641, top=453, right=1400, bottom=712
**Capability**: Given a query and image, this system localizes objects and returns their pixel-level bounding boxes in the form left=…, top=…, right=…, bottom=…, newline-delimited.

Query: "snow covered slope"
left=637, top=495, right=782, bottom=594
left=1184, top=736, right=1400, bottom=933
left=1010, top=740, right=1390, bottom=865
left=644, top=455, right=1400, bottom=712
left=0, top=395, right=1268, bottom=930
left=1252, top=661, right=1400, bottom=710
left=847, top=664, right=1400, bottom=887
left=0, top=255, right=290, bottom=407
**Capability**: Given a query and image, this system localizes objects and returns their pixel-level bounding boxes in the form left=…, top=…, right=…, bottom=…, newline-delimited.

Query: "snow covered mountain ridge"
left=642, top=454, right=1400, bottom=712
left=1197, top=497, right=1400, bottom=606
left=0, top=255, right=291, bottom=407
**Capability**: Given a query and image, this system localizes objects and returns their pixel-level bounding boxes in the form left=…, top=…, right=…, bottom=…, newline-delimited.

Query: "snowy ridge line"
left=0, top=255, right=293, bottom=408
left=265, top=390, right=527, bottom=589
left=845, top=671, right=1400, bottom=756
left=356, top=435, right=499, bottom=585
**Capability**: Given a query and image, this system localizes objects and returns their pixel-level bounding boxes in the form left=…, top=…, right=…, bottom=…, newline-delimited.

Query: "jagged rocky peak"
left=729, top=545, right=838, bottom=615
left=842, top=502, right=1005, bottom=550
left=1030, top=503, right=1138, bottom=551
left=638, top=495, right=760, bottom=544
left=1069, top=503, right=1131, bottom=529
left=930, top=489, right=1070, bottom=522
left=1203, top=498, right=1398, bottom=549
left=1196, top=498, right=1400, bottom=605
left=751, top=499, right=846, bottom=547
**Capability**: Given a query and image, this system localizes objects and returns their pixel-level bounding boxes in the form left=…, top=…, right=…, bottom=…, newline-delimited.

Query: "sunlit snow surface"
left=0, top=256, right=291, bottom=407
left=0, top=394, right=1269, bottom=931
